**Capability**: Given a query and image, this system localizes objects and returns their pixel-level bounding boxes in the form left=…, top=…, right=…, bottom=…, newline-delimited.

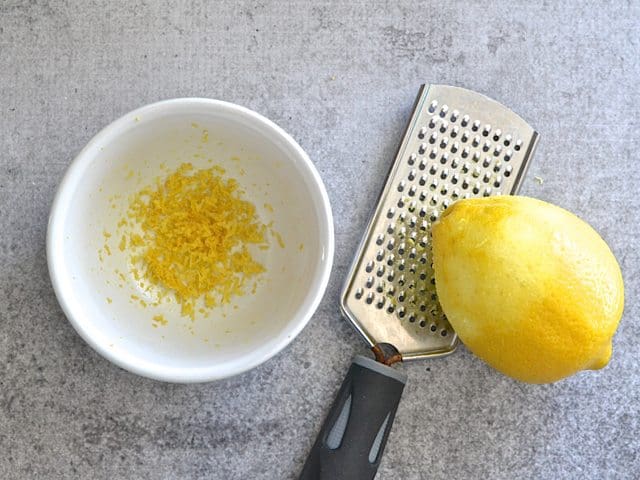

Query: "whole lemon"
left=432, top=196, right=624, bottom=383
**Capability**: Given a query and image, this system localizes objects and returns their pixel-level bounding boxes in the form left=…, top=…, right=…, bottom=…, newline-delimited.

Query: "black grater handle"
left=299, top=355, right=407, bottom=480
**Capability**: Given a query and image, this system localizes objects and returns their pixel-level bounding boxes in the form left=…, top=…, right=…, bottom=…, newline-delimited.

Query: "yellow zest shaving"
left=123, top=162, right=268, bottom=319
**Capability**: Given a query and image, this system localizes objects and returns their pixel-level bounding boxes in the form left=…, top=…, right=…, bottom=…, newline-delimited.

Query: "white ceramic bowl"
left=47, top=99, right=334, bottom=382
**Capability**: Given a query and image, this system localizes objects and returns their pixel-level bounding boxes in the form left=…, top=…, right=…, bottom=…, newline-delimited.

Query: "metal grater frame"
left=340, top=84, right=539, bottom=360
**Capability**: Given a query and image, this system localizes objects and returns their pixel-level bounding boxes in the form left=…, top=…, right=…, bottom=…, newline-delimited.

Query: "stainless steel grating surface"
left=340, top=84, right=539, bottom=360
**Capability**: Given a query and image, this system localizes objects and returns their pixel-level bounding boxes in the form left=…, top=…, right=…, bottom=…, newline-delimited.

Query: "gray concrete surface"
left=1, top=1, right=639, bottom=478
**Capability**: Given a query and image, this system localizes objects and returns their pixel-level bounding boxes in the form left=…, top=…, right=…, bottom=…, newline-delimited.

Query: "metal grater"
left=340, top=84, right=539, bottom=360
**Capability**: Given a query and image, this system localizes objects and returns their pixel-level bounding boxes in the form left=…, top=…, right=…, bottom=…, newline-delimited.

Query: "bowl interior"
left=49, top=101, right=332, bottom=381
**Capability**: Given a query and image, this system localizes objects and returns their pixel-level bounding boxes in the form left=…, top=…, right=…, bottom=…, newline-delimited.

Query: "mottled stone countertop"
left=1, top=1, right=638, bottom=478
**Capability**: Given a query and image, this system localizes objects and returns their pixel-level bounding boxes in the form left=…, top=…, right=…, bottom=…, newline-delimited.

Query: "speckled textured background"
left=1, top=1, right=638, bottom=478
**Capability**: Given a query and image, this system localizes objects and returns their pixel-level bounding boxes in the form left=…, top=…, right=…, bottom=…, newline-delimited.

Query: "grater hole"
left=482, top=141, right=491, bottom=152
left=504, top=135, right=512, bottom=146
left=440, top=153, right=448, bottom=165
left=439, top=121, right=448, bottom=133
left=408, top=153, right=417, bottom=165
left=408, top=315, right=416, bottom=323
left=376, top=281, right=384, bottom=293
left=418, top=126, right=427, bottom=139
left=387, top=254, right=395, bottom=266
left=429, top=148, right=438, bottom=159
left=365, top=261, right=374, bottom=273
left=428, top=117, right=437, bottom=128
left=376, top=297, right=385, bottom=309
left=365, top=292, right=374, bottom=304
left=439, top=138, right=448, bottom=149
left=419, top=320, right=427, bottom=328
left=420, top=304, right=427, bottom=312
left=408, top=169, right=416, bottom=181
left=441, top=330, right=448, bottom=337
left=450, top=126, right=459, bottom=139
left=387, top=304, right=395, bottom=314
left=450, top=142, right=459, bottom=153
left=376, top=249, right=385, bottom=261
left=387, top=270, right=395, bottom=282
left=376, top=233, right=385, bottom=245
left=430, top=324, right=437, bottom=332
left=428, top=101, right=438, bottom=113
left=397, top=181, right=405, bottom=192
left=355, top=288, right=363, bottom=299
left=419, top=206, right=427, bottom=218
left=366, top=276, right=374, bottom=288
left=450, top=110, right=459, bottom=122
left=398, top=308, right=406, bottom=318
left=494, top=146, right=502, bottom=157
left=439, top=105, right=449, bottom=117
left=461, top=132, right=469, bottom=143
left=418, top=143, right=427, bottom=154
left=461, top=114, right=470, bottom=127
left=376, top=266, right=385, bottom=277
left=504, top=166, right=512, bottom=177
left=472, top=120, right=481, bottom=131
left=515, top=139, right=522, bottom=151
left=461, top=147, right=469, bottom=158
left=419, top=158, right=428, bottom=170
left=429, top=132, right=438, bottom=144
left=398, top=291, right=405, bottom=302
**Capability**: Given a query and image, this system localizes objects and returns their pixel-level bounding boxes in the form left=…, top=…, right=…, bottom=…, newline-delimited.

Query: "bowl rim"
left=47, top=98, right=334, bottom=383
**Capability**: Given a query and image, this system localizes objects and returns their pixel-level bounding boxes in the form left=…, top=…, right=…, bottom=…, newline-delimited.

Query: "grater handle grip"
left=299, top=355, right=407, bottom=480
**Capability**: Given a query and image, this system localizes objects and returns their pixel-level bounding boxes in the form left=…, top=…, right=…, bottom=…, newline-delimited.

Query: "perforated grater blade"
left=340, top=84, right=539, bottom=360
